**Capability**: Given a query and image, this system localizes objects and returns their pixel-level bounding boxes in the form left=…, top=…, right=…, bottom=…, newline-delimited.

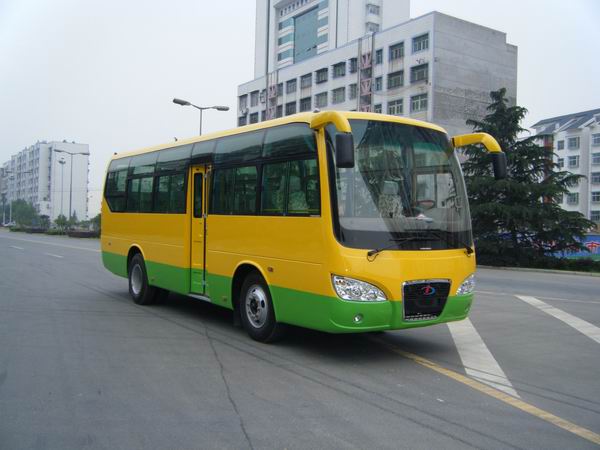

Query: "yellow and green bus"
left=101, top=111, right=505, bottom=342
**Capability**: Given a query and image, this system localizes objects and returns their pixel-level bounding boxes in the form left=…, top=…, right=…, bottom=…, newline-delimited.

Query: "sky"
left=1, top=0, right=599, bottom=216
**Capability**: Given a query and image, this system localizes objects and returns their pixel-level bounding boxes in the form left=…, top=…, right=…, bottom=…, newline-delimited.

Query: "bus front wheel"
left=240, top=273, right=285, bottom=343
left=128, top=253, right=157, bottom=305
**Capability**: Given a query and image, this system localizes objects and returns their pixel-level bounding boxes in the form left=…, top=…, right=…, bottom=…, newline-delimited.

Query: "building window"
left=333, top=62, right=346, bottom=78
left=411, top=94, right=428, bottom=112
left=239, top=95, right=248, bottom=110
left=556, top=193, right=563, bottom=204
left=375, top=49, right=383, bottom=65
left=592, top=153, right=600, bottom=165
left=388, top=99, right=403, bottom=116
left=276, top=105, right=283, bottom=118
left=593, top=134, right=600, bottom=146
left=374, top=103, right=382, bottom=113
left=279, top=18, right=293, bottom=30
left=373, top=77, right=382, bottom=92
left=300, top=97, right=312, bottom=112
left=566, top=178, right=579, bottom=188
left=249, top=112, right=259, bottom=124
left=366, top=4, right=380, bottom=15
left=349, top=58, right=358, bottom=73
left=557, top=140, right=564, bottom=150
left=250, top=91, right=259, bottom=107
left=592, top=192, right=600, bottom=203
left=410, top=64, right=428, bottom=83
left=568, top=136, right=580, bottom=149
left=557, top=158, right=564, bottom=168
left=387, top=71, right=403, bottom=89
left=285, top=101, right=297, bottom=115
left=389, top=42, right=404, bottom=61
left=332, top=87, right=345, bottom=104
left=315, top=92, right=328, bottom=108
left=278, top=33, right=294, bottom=46
left=286, top=79, right=297, bottom=94
left=277, top=49, right=293, bottom=61
left=238, top=117, right=247, bottom=127
left=592, top=172, right=600, bottom=184
left=316, top=68, right=328, bottom=83
left=349, top=83, right=357, bottom=100
left=566, top=193, right=579, bottom=205
left=277, top=83, right=283, bottom=97
left=591, top=210, right=600, bottom=222
left=300, top=73, right=312, bottom=89
left=366, top=22, right=379, bottom=33
left=412, top=33, right=429, bottom=53
left=568, top=155, right=579, bottom=168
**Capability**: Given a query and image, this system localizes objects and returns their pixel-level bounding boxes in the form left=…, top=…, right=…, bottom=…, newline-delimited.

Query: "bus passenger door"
left=190, top=166, right=207, bottom=294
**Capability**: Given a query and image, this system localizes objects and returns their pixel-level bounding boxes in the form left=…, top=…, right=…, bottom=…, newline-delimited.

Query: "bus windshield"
left=332, top=119, right=472, bottom=251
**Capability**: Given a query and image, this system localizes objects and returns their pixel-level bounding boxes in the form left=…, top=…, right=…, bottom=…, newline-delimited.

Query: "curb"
left=477, top=265, right=600, bottom=277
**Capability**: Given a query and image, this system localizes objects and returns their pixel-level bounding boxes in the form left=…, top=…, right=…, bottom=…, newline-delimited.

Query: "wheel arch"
left=231, top=261, right=273, bottom=323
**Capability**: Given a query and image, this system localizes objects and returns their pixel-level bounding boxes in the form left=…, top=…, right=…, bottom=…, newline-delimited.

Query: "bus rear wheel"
left=128, top=253, right=157, bottom=305
left=240, top=273, right=285, bottom=343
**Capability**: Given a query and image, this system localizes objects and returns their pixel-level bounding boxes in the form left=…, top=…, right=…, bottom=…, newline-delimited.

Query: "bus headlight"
left=456, top=274, right=476, bottom=295
left=332, top=276, right=387, bottom=302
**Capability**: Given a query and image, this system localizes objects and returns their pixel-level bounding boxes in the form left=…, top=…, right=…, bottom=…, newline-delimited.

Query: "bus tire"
left=128, top=253, right=157, bottom=305
left=240, top=273, right=285, bottom=343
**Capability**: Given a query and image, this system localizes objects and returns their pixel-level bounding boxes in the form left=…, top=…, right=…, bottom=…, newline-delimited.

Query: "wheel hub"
left=245, top=285, right=268, bottom=329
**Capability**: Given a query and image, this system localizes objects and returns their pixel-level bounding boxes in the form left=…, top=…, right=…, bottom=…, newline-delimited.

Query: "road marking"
left=44, top=253, right=63, bottom=258
left=0, top=234, right=100, bottom=253
left=9, top=245, right=24, bottom=250
left=516, top=295, right=600, bottom=344
left=477, top=290, right=600, bottom=305
left=447, top=318, right=519, bottom=397
left=370, top=336, right=600, bottom=446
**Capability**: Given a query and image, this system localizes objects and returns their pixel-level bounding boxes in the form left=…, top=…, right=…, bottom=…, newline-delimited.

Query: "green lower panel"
left=145, top=260, right=190, bottom=295
left=102, top=251, right=473, bottom=333
left=102, top=251, right=127, bottom=278
left=271, top=285, right=473, bottom=333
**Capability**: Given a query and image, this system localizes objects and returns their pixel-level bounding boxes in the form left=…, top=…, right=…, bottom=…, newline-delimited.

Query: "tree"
left=39, top=214, right=51, bottom=230
left=90, top=213, right=101, bottom=233
left=462, top=88, right=594, bottom=265
left=55, top=214, right=68, bottom=230
left=68, top=211, right=78, bottom=228
left=11, top=199, right=38, bottom=227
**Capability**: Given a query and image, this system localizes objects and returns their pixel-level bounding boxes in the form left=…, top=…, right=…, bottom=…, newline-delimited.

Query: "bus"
left=101, top=111, right=505, bottom=342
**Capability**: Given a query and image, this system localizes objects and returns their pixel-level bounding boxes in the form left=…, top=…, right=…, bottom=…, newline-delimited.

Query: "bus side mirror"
left=492, top=152, right=507, bottom=180
left=335, top=133, right=355, bottom=168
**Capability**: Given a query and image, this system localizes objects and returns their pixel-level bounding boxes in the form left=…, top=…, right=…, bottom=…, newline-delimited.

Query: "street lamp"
left=172, top=98, right=229, bottom=135
left=52, top=149, right=89, bottom=222
left=58, top=158, right=66, bottom=217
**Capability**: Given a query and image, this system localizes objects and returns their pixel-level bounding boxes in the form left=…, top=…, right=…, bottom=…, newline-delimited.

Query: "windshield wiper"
left=406, top=228, right=473, bottom=255
left=367, top=236, right=432, bottom=260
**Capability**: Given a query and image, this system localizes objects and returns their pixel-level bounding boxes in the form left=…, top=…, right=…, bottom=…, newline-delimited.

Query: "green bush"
left=45, top=229, right=67, bottom=236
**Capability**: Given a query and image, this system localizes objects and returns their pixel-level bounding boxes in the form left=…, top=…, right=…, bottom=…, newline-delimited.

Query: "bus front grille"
left=402, top=280, right=450, bottom=321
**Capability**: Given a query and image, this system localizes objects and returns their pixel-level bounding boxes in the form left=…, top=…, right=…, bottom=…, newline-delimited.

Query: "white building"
left=532, top=108, right=600, bottom=224
left=237, top=0, right=518, bottom=137
left=1, top=140, right=90, bottom=222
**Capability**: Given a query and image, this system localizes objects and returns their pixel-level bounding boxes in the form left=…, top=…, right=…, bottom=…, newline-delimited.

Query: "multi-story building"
left=237, top=0, right=518, bottom=137
left=532, top=108, right=600, bottom=224
left=1, top=140, right=89, bottom=222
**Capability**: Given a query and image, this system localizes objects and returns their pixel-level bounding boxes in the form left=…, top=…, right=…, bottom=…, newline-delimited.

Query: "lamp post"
left=52, top=149, right=89, bottom=222
left=172, top=98, right=229, bottom=135
left=58, top=158, right=66, bottom=217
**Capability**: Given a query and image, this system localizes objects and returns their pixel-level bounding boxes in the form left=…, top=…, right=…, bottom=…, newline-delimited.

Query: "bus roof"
left=110, top=111, right=448, bottom=161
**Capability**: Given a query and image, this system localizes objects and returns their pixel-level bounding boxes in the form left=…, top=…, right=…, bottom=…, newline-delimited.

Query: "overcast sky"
left=1, top=0, right=598, bottom=216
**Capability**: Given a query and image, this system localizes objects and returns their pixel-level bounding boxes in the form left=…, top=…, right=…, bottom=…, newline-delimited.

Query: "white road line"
left=9, top=245, right=24, bottom=250
left=516, top=295, right=600, bottom=344
left=477, top=290, right=600, bottom=305
left=447, top=318, right=520, bottom=398
left=0, top=234, right=100, bottom=253
left=44, top=253, right=63, bottom=258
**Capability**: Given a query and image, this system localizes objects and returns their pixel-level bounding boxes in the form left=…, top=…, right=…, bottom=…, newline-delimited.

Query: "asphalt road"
left=1, top=229, right=599, bottom=450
